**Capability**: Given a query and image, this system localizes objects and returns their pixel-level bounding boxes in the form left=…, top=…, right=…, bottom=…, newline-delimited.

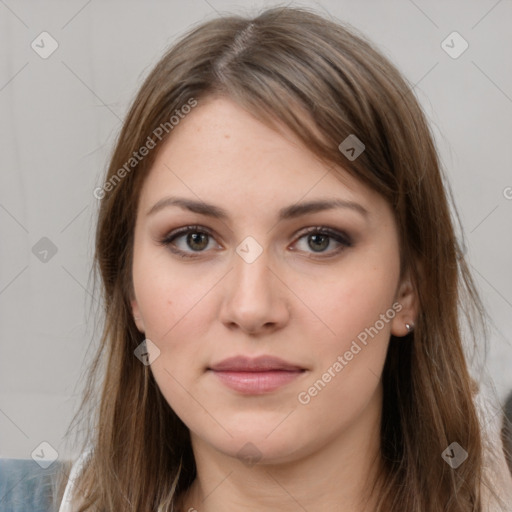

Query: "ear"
left=130, top=296, right=146, bottom=333
left=390, top=268, right=419, bottom=338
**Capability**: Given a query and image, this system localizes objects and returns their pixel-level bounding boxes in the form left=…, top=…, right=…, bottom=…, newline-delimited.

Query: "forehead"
left=137, top=96, right=385, bottom=218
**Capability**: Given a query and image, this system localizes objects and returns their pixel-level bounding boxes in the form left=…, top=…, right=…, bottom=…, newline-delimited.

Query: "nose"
left=218, top=246, right=290, bottom=336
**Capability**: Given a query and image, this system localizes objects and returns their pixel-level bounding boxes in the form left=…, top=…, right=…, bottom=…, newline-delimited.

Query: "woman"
left=55, top=6, right=512, bottom=511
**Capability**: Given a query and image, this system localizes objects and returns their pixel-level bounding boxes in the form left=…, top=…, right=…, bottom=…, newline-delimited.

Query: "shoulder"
left=58, top=447, right=94, bottom=512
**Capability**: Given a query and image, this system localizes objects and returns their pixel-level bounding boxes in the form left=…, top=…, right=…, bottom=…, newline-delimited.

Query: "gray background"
left=1, top=0, right=511, bottom=461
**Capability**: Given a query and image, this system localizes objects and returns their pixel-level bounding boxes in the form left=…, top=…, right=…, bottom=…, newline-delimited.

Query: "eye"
left=158, top=225, right=352, bottom=260
left=292, top=226, right=352, bottom=257
left=158, top=225, right=220, bottom=259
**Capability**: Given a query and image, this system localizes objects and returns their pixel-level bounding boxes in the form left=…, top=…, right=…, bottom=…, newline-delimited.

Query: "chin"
left=203, top=430, right=308, bottom=466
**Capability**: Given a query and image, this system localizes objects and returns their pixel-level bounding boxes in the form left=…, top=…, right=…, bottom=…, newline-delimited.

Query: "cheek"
left=293, top=286, right=393, bottom=435
left=133, top=258, right=213, bottom=425
left=132, top=246, right=209, bottom=340
left=293, top=249, right=399, bottom=415
left=300, top=257, right=399, bottom=350
left=131, top=254, right=220, bottom=423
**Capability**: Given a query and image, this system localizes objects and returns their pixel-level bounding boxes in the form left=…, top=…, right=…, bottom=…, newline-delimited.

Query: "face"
left=130, top=96, right=416, bottom=465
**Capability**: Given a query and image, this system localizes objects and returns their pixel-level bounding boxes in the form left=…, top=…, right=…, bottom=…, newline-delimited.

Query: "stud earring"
left=405, top=322, right=415, bottom=333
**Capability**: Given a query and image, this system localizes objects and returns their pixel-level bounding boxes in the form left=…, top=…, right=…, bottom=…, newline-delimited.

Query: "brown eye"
left=186, top=232, right=209, bottom=251
left=294, top=227, right=352, bottom=257
left=307, top=233, right=330, bottom=252
left=159, top=225, right=218, bottom=259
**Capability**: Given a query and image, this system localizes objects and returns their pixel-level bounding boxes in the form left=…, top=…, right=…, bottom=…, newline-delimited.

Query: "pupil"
left=309, top=234, right=329, bottom=251
left=188, top=232, right=208, bottom=250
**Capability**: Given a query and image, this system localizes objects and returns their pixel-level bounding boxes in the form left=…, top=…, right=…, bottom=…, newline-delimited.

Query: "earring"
left=405, top=322, right=415, bottom=333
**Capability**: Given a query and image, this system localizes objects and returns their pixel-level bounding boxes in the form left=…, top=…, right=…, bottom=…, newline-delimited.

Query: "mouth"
left=208, top=355, right=307, bottom=394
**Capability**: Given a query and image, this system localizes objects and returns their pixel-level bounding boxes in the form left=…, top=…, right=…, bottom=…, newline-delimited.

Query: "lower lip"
left=210, top=370, right=305, bottom=394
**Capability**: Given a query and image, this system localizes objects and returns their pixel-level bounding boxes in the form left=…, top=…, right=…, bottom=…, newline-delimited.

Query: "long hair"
left=54, top=6, right=508, bottom=511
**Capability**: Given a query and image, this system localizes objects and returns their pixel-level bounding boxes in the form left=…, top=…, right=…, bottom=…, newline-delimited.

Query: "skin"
left=130, top=96, right=418, bottom=512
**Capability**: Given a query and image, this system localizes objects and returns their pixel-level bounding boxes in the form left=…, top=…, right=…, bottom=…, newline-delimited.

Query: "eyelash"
left=157, top=224, right=353, bottom=260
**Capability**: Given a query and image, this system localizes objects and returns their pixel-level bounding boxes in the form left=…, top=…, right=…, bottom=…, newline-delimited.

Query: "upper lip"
left=209, top=355, right=305, bottom=372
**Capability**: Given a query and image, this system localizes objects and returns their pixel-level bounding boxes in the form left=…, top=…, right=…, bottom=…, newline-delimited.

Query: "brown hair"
left=54, top=6, right=508, bottom=511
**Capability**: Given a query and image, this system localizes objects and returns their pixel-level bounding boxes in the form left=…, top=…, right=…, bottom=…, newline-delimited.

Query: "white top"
left=58, top=448, right=93, bottom=512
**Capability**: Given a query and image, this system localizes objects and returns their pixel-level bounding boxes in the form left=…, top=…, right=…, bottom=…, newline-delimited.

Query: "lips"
left=208, top=355, right=305, bottom=372
left=208, top=355, right=306, bottom=394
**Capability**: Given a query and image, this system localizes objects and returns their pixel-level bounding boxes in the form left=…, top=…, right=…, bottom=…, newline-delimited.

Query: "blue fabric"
left=0, top=459, right=62, bottom=512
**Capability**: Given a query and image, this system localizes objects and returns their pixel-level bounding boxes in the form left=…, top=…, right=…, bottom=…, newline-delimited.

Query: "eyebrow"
left=146, top=196, right=369, bottom=220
